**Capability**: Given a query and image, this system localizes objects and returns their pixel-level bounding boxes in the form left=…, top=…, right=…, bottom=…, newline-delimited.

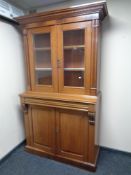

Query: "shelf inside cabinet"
left=64, top=68, right=85, bottom=71
left=64, top=45, right=85, bottom=50
left=35, top=68, right=52, bottom=71
left=36, top=69, right=52, bottom=85
left=34, top=47, right=51, bottom=51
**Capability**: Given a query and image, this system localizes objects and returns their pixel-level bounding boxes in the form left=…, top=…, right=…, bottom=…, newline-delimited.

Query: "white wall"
left=100, top=0, right=131, bottom=153
left=0, top=21, right=26, bottom=159
left=37, top=0, right=131, bottom=153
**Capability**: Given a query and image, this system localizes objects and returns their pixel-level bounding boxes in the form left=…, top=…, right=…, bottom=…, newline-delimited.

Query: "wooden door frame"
left=29, top=105, right=56, bottom=155
left=27, top=26, right=58, bottom=92
left=57, top=21, right=92, bottom=94
left=55, top=108, right=89, bottom=161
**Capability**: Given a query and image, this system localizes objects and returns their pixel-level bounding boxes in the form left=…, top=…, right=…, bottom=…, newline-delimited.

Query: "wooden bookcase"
left=16, top=1, right=108, bottom=171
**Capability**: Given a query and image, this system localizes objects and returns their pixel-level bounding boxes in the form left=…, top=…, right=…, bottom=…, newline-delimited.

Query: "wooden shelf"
left=35, top=68, right=52, bottom=71
left=64, top=45, right=85, bottom=50
left=34, top=47, right=51, bottom=51
left=64, top=68, right=85, bottom=71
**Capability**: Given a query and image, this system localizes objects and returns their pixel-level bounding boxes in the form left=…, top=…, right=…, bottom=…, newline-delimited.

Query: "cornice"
left=15, top=1, right=108, bottom=25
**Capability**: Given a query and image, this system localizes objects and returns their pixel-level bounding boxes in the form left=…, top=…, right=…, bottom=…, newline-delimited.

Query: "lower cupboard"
left=23, top=104, right=99, bottom=171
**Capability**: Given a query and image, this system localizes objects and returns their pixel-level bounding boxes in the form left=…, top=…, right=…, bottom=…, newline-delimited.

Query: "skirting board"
left=101, top=146, right=131, bottom=157
left=0, top=142, right=130, bottom=166
left=0, top=140, right=26, bottom=164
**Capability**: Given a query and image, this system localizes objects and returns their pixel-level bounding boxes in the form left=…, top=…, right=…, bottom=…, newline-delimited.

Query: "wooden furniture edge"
left=15, top=1, right=108, bottom=25
left=20, top=92, right=97, bottom=104
left=20, top=92, right=97, bottom=112
left=25, top=145, right=97, bottom=172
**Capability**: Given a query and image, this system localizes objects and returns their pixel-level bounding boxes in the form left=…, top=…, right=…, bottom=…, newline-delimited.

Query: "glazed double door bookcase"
left=28, top=21, right=94, bottom=95
left=17, top=1, right=107, bottom=172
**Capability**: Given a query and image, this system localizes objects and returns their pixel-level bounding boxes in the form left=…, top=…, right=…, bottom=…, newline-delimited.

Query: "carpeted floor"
left=0, top=146, right=131, bottom=175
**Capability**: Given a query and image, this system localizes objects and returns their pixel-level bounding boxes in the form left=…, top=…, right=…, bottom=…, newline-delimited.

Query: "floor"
left=0, top=146, right=131, bottom=175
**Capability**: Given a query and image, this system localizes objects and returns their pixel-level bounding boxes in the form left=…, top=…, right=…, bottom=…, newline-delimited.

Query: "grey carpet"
left=0, top=146, right=131, bottom=175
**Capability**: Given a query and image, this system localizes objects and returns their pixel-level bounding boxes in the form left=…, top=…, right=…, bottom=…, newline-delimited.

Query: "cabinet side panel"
left=90, top=20, right=100, bottom=95
left=88, top=116, right=95, bottom=164
left=96, top=21, right=101, bottom=94
left=95, top=93, right=101, bottom=146
left=23, top=105, right=32, bottom=146
left=23, top=29, right=32, bottom=90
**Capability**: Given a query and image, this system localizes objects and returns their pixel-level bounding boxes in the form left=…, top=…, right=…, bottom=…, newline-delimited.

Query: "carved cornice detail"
left=15, top=2, right=108, bottom=25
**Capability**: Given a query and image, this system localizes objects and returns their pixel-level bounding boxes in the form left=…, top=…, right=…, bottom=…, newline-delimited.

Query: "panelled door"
left=28, top=106, right=89, bottom=159
left=56, top=109, right=89, bottom=161
left=57, top=21, right=92, bottom=94
left=27, top=26, right=58, bottom=92
left=29, top=105, right=56, bottom=155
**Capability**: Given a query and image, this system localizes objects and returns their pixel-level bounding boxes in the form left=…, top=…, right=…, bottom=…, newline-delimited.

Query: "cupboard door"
left=57, top=22, right=92, bottom=94
left=29, top=105, right=55, bottom=155
left=27, top=26, right=58, bottom=92
left=56, top=109, right=89, bottom=161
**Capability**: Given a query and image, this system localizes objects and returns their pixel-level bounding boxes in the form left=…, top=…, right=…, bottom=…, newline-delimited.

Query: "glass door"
left=28, top=26, right=58, bottom=92
left=58, top=22, right=92, bottom=94
left=34, top=33, right=52, bottom=85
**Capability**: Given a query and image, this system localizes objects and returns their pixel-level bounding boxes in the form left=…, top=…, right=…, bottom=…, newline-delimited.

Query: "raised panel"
left=30, top=105, right=55, bottom=154
left=56, top=109, right=89, bottom=161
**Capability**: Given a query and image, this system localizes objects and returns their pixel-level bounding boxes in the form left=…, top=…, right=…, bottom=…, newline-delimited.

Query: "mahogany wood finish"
left=56, top=109, right=89, bottom=161
left=16, top=2, right=107, bottom=26
left=30, top=106, right=55, bottom=154
left=17, top=1, right=107, bottom=171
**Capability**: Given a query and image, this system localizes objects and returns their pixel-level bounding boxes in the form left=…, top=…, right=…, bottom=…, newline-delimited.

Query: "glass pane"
left=64, top=48, right=84, bottom=68
left=33, top=33, right=52, bottom=85
left=63, top=29, right=85, bottom=87
left=34, top=33, right=50, bottom=48
left=64, top=30, right=84, bottom=46
left=64, top=71, right=84, bottom=87
left=35, top=51, right=51, bottom=68
left=36, top=70, right=52, bottom=85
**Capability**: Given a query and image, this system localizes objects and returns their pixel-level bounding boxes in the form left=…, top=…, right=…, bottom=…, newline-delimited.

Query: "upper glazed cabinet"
left=28, top=21, right=91, bottom=94
left=26, top=16, right=103, bottom=95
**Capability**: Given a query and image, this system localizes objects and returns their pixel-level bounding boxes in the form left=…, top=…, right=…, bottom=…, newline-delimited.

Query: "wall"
left=100, top=0, right=131, bottom=153
left=37, top=0, right=131, bottom=153
left=0, top=21, right=26, bottom=159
